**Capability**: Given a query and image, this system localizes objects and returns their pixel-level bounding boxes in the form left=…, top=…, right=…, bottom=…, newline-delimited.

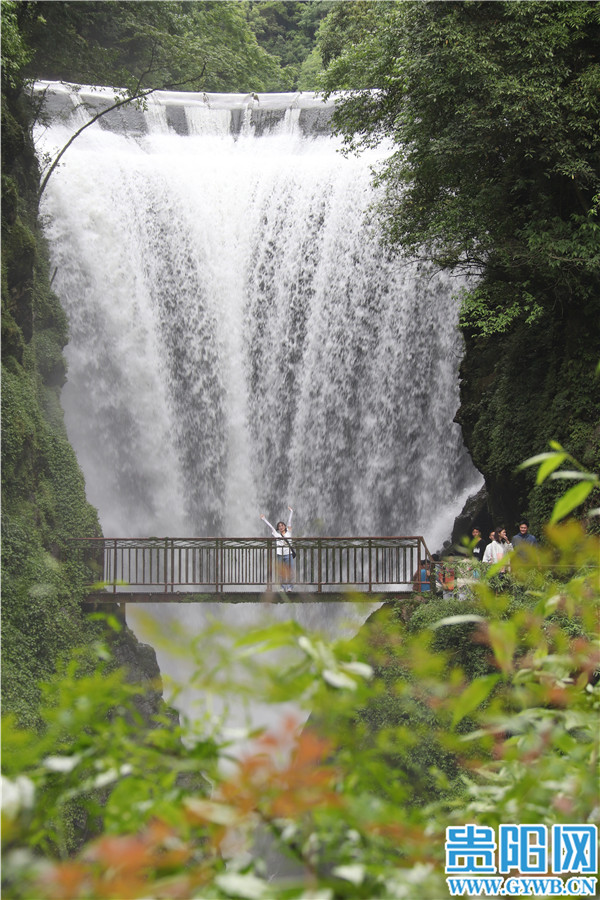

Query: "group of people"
left=472, top=519, right=538, bottom=566
left=261, top=507, right=539, bottom=595
left=414, top=519, right=539, bottom=596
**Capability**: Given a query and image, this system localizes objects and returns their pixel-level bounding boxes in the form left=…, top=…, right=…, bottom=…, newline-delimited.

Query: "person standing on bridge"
left=260, top=506, right=294, bottom=592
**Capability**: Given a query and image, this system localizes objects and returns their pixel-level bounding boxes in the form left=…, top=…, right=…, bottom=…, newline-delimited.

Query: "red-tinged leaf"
left=42, top=863, right=88, bottom=900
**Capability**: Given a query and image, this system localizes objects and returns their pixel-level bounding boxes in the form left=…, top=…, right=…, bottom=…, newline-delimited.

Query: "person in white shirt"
left=483, top=528, right=513, bottom=568
left=260, top=506, right=294, bottom=592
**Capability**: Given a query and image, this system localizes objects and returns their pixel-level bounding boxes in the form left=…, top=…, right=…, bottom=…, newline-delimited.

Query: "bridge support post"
left=266, top=540, right=272, bottom=591
left=216, top=538, right=222, bottom=592
left=113, top=539, right=118, bottom=594
left=164, top=538, right=168, bottom=593
left=318, top=539, right=322, bottom=591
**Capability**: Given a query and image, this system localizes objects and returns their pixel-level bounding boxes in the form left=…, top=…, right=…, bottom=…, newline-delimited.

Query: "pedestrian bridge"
left=77, top=536, right=432, bottom=604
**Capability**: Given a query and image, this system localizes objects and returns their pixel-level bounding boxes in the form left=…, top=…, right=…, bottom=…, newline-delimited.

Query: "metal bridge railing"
left=73, top=536, right=432, bottom=593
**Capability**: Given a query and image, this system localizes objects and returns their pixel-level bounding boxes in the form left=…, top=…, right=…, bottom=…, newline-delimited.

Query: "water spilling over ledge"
left=34, top=81, right=337, bottom=137
left=34, top=82, right=481, bottom=549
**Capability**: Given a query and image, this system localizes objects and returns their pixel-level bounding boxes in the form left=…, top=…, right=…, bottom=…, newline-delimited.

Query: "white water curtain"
left=36, top=83, right=481, bottom=549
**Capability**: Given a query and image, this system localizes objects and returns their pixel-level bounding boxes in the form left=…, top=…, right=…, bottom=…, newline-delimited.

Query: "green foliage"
left=317, top=1, right=393, bottom=82
left=456, top=313, right=600, bottom=532
left=321, top=2, right=600, bottom=282
left=297, top=46, right=324, bottom=92
left=2, top=501, right=598, bottom=897
left=2, top=641, right=216, bottom=864
left=3, top=451, right=599, bottom=895
left=245, top=1, right=332, bottom=90
left=319, top=1, right=600, bottom=530
left=1, top=305, right=105, bottom=726
left=2, top=62, right=104, bottom=729
left=0, top=1, right=33, bottom=88
left=520, top=439, right=600, bottom=523
left=17, top=1, right=280, bottom=94
left=407, top=599, right=494, bottom=681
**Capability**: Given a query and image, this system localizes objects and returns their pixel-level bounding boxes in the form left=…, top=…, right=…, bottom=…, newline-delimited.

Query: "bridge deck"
left=74, top=536, right=433, bottom=603
left=84, top=590, right=409, bottom=605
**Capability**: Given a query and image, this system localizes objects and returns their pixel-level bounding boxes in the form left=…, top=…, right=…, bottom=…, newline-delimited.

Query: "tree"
left=244, top=1, right=332, bottom=90
left=318, top=1, right=600, bottom=528
left=16, top=1, right=279, bottom=94
left=320, top=1, right=600, bottom=329
left=12, top=2, right=281, bottom=196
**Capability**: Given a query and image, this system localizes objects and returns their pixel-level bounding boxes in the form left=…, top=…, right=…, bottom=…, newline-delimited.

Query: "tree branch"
left=37, top=66, right=207, bottom=202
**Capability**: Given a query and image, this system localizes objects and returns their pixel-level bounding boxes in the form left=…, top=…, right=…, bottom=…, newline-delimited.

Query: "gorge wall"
left=1, top=83, right=165, bottom=731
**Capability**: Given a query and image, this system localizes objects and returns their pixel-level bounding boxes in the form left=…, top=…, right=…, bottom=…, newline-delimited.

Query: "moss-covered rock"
left=457, top=306, right=600, bottom=534
left=0, top=76, right=168, bottom=736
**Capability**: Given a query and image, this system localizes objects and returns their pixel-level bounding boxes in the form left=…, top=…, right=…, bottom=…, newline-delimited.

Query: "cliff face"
left=456, top=305, right=600, bottom=538
left=1, top=84, right=167, bottom=730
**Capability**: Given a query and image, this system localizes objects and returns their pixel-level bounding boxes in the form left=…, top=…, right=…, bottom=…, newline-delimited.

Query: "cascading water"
left=35, top=83, right=482, bottom=725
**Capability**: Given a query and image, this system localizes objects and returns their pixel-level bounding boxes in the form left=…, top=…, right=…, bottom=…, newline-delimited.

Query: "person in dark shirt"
left=512, top=519, right=538, bottom=547
left=471, top=526, right=486, bottom=562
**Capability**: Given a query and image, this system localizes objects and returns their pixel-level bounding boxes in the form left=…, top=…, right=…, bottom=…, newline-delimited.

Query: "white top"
left=483, top=539, right=512, bottom=564
left=261, top=509, right=293, bottom=555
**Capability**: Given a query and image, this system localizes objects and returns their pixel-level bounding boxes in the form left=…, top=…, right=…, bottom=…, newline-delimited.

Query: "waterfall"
left=35, top=83, right=482, bottom=728
left=35, top=82, right=481, bottom=547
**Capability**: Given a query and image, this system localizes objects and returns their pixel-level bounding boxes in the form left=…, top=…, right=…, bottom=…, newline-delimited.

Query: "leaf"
left=322, top=669, right=358, bottom=690
left=430, top=615, right=486, bottom=630
left=42, top=755, right=82, bottom=773
left=452, top=675, right=500, bottom=729
left=333, top=864, right=366, bottom=885
left=550, top=481, right=594, bottom=524
left=235, top=622, right=301, bottom=651
left=93, top=768, right=122, bottom=790
left=535, top=452, right=568, bottom=484
left=0, top=776, right=35, bottom=818
left=549, top=470, right=598, bottom=481
left=341, top=661, right=374, bottom=679
left=517, top=451, right=560, bottom=471
left=184, top=797, right=241, bottom=826
left=298, top=635, right=317, bottom=658
left=215, top=873, right=269, bottom=899
left=488, top=621, right=516, bottom=675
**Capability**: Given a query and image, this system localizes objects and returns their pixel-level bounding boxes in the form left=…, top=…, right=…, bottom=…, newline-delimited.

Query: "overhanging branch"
left=38, top=65, right=207, bottom=202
